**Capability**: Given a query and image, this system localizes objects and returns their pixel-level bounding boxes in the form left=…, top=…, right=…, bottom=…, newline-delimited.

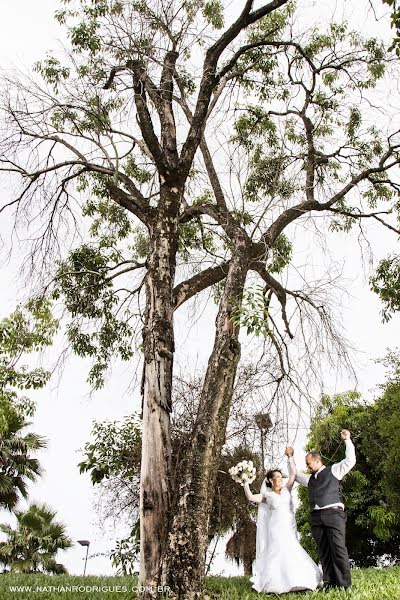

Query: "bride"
left=243, top=449, right=322, bottom=594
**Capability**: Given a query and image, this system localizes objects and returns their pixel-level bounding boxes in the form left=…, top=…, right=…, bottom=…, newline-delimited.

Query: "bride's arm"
left=243, top=482, right=264, bottom=504
left=284, top=446, right=298, bottom=492
left=285, top=456, right=297, bottom=492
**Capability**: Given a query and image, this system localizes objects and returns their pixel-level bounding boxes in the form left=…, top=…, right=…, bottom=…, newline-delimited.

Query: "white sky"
left=0, top=0, right=399, bottom=578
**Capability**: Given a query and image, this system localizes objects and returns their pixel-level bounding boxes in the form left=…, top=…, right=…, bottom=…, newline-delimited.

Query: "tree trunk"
left=243, top=556, right=253, bottom=577
left=164, top=238, right=249, bottom=599
left=139, top=184, right=180, bottom=600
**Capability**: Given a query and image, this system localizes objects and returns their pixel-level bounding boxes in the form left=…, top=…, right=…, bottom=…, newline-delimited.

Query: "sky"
left=0, top=0, right=399, bottom=578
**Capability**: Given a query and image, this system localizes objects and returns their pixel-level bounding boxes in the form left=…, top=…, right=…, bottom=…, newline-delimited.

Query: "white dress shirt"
left=292, top=439, right=356, bottom=510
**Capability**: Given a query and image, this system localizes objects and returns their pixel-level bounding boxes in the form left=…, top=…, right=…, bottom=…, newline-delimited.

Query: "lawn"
left=0, top=567, right=399, bottom=599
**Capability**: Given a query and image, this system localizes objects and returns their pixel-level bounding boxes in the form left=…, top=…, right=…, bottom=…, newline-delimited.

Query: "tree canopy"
left=1, top=2, right=399, bottom=391
left=296, top=368, right=400, bottom=567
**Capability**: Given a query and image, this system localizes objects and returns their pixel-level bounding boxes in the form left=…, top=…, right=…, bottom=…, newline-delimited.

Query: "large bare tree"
left=1, top=1, right=400, bottom=598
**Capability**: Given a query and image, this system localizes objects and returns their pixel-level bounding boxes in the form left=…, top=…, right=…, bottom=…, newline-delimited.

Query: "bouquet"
left=229, top=460, right=256, bottom=486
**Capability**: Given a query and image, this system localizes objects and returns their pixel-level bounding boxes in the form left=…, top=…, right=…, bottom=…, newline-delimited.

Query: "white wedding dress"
left=250, top=484, right=322, bottom=594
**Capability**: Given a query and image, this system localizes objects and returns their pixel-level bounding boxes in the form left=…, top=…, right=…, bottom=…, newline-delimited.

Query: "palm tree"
left=0, top=503, right=72, bottom=573
left=0, top=407, right=46, bottom=510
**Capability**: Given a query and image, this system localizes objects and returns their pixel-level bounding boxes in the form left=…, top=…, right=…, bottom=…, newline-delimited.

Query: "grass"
left=0, top=567, right=398, bottom=599
left=206, top=567, right=400, bottom=599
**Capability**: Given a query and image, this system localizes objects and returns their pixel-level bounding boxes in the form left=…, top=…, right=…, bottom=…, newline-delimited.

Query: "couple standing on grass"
left=244, top=429, right=356, bottom=594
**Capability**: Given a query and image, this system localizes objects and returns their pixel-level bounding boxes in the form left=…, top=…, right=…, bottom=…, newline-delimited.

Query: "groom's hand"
left=341, top=429, right=351, bottom=440
left=285, top=447, right=294, bottom=457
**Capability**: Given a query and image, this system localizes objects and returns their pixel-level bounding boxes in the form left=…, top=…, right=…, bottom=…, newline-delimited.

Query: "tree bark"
left=139, top=183, right=180, bottom=600
left=243, top=556, right=253, bottom=577
left=164, top=237, right=249, bottom=599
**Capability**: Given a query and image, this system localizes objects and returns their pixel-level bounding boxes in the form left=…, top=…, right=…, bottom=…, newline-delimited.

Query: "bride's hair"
left=265, top=469, right=282, bottom=488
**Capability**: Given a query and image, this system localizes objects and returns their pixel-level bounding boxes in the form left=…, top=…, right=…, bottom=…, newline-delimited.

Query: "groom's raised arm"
left=331, top=429, right=356, bottom=480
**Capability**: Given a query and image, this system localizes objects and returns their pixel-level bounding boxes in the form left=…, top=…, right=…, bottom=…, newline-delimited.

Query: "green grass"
left=206, top=567, right=400, bottom=599
left=0, top=568, right=398, bottom=599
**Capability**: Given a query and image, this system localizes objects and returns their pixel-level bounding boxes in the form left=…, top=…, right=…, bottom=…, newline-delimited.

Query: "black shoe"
left=322, top=583, right=351, bottom=592
left=321, top=582, right=337, bottom=591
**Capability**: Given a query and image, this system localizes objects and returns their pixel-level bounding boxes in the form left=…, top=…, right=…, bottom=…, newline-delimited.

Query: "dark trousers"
left=310, top=508, right=351, bottom=589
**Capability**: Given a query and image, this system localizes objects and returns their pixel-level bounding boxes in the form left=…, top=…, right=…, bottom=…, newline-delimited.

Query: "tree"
left=78, top=413, right=142, bottom=574
left=296, top=385, right=400, bottom=567
left=0, top=300, right=57, bottom=510
left=0, top=503, right=72, bottom=573
left=78, top=413, right=142, bottom=524
left=1, top=1, right=400, bottom=597
left=0, top=399, right=46, bottom=511
left=78, top=372, right=267, bottom=577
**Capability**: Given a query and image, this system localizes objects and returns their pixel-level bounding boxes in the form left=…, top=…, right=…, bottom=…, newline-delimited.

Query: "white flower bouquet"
left=229, top=460, right=257, bottom=486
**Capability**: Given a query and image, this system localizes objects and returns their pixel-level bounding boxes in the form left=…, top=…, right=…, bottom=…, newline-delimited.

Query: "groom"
left=286, top=430, right=356, bottom=591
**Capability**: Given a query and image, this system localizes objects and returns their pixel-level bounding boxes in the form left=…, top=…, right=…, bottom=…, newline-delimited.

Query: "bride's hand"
left=285, top=447, right=294, bottom=457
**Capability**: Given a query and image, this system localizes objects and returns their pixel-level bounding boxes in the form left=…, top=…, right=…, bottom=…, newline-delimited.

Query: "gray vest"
left=308, top=466, right=343, bottom=507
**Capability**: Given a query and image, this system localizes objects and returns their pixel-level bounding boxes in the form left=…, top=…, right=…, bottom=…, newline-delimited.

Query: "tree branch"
left=328, top=207, right=400, bottom=235
left=159, top=50, right=179, bottom=167
left=179, top=0, right=288, bottom=178
left=262, top=156, right=400, bottom=245
left=127, top=60, right=167, bottom=175
left=173, top=70, right=228, bottom=211
left=105, top=180, right=149, bottom=224
left=251, top=261, right=293, bottom=339
left=173, top=261, right=230, bottom=309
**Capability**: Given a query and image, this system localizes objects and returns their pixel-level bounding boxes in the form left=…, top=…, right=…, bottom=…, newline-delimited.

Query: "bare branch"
left=328, top=207, right=400, bottom=235
left=127, top=60, right=167, bottom=175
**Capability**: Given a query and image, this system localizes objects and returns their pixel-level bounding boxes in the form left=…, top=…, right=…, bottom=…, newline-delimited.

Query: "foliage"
left=0, top=298, right=58, bottom=406
left=209, top=446, right=262, bottom=539
left=178, top=219, right=217, bottom=262
left=0, top=0, right=395, bottom=415
left=52, top=242, right=136, bottom=390
left=0, top=503, right=72, bottom=574
left=0, top=300, right=55, bottom=510
left=0, top=397, right=46, bottom=512
left=224, top=515, right=256, bottom=575
left=384, top=0, right=400, bottom=54
left=78, top=414, right=142, bottom=574
left=2, top=1, right=400, bottom=593
left=230, top=286, right=270, bottom=336
left=78, top=413, right=142, bottom=484
left=108, top=522, right=140, bottom=576
left=296, top=372, right=400, bottom=567
left=79, top=414, right=261, bottom=575
left=370, top=254, right=400, bottom=321
left=8, top=0, right=397, bottom=395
